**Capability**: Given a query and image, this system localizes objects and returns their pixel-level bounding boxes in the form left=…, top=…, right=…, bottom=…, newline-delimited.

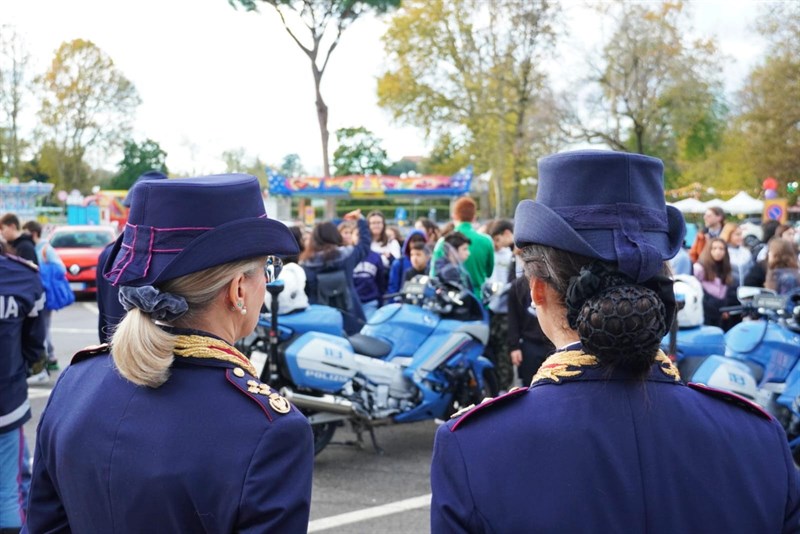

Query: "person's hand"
left=510, top=349, right=522, bottom=367
left=343, top=209, right=362, bottom=221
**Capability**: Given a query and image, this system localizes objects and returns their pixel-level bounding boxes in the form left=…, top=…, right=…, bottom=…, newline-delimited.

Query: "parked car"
left=49, top=225, right=117, bottom=294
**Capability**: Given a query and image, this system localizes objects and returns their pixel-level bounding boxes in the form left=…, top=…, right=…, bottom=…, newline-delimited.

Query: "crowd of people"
left=3, top=152, right=800, bottom=532
left=673, top=206, right=800, bottom=330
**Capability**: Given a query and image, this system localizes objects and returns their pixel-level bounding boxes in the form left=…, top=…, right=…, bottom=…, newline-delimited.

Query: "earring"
left=234, top=301, right=246, bottom=315
left=240, top=306, right=247, bottom=315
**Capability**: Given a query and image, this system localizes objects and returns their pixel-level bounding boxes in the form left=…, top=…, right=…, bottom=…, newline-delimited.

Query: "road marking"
left=51, top=327, right=96, bottom=334
left=82, top=302, right=99, bottom=315
left=28, top=389, right=52, bottom=400
left=307, top=493, right=431, bottom=532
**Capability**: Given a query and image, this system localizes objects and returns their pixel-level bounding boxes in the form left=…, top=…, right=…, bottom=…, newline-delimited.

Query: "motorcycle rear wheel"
left=306, top=414, right=337, bottom=456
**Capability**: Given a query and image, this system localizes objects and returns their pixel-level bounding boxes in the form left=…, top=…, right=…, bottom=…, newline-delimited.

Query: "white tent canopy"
left=670, top=198, right=706, bottom=214
left=670, top=192, right=764, bottom=215
left=722, top=191, right=764, bottom=215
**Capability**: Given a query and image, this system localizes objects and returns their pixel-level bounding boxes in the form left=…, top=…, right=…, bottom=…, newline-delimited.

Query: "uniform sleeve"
left=430, top=425, right=484, bottom=533
left=25, top=369, right=73, bottom=534
left=237, top=413, right=314, bottom=533
left=22, top=285, right=46, bottom=365
left=777, top=421, right=800, bottom=533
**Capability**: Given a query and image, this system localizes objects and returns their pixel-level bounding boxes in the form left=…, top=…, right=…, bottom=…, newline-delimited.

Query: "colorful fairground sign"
left=267, top=166, right=473, bottom=198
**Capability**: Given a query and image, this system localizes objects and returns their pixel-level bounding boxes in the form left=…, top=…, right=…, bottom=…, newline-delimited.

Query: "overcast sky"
left=5, top=0, right=768, bottom=177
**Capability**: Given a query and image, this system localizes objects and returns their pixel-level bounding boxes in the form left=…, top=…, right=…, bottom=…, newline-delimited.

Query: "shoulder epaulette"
left=450, top=386, right=528, bottom=431
left=225, top=367, right=294, bottom=422
left=688, top=382, right=772, bottom=420
left=71, top=343, right=110, bottom=364
left=6, top=253, right=38, bottom=272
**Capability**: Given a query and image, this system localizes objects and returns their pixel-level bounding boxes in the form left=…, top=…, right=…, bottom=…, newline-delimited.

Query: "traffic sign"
left=763, top=198, right=788, bottom=223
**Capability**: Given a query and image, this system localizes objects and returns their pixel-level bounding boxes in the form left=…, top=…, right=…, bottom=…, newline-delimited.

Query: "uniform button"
left=233, top=368, right=245, bottom=378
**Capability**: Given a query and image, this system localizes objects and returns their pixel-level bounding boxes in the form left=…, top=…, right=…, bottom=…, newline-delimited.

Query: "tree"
left=110, top=139, right=168, bottom=190
left=279, top=153, right=306, bottom=177
left=222, top=148, right=270, bottom=187
left=229, top=0, right=400, bottom=181
left=332, top=126, right=389, bottom=175
left=378, top=0, right=564, bottom=215
left=736, top=2, right=800, bottom=191
left=569, top=1, right=723, bottom=185
left=0, top=25, right=30, bottom=178
left=37, top=39, right=141, bottom=191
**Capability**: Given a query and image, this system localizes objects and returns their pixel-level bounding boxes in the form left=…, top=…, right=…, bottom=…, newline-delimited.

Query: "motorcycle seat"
left=348, top=333, right=392, bottom=358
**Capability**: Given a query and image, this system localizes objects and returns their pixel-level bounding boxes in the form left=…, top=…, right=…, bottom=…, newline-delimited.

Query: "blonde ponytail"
left=111, top=257, right=264, bottom=388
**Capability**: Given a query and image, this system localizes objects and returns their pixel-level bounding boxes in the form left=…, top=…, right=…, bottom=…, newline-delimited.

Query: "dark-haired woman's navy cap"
left=514, top=150, right=685, bottom=283
left=104, top=174, right=299, bottom=287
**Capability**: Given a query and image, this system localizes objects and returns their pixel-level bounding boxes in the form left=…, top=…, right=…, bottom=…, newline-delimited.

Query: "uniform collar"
left=530, top=349, right=681, bottom=387
left=166, top=327, right=258, bottom=378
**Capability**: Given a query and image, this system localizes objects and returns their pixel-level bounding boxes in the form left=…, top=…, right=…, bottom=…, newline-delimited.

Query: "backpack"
left=40, top=260, right=75, bottom=311
left=316, top=268, right=352, bottom=312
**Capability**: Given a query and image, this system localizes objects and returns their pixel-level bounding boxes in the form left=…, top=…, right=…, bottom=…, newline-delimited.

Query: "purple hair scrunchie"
left=118, top=285, right=189, bottom=322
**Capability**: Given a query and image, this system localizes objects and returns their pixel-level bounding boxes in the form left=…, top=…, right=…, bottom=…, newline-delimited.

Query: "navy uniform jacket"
left=25, top=331, right=314, bottom=533
left=0, top=254, right=45, bottom=434
left=431, top=349, right=800, bottom=533
left=96, top=242, right=125, bottom=343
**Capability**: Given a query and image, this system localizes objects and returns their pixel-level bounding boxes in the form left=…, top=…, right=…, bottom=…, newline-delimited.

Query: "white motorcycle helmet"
left=673, top=274, right=704, bottom=328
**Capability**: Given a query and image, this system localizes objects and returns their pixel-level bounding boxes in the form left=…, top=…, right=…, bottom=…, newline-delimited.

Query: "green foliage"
left=575, top=1, right=723, bottom=178
left=332, top=126, right=389, bottom=175
left=36, top=39, right=141, bottom=191
left=279, top=153, right=305, bottom=177
left=110, top=139, right=168, bottom=190
left=378, top=0, right=563, bottom=215
left=736, top=2, right=800, bottom=190
left=386, top=158, right=418, bottom=176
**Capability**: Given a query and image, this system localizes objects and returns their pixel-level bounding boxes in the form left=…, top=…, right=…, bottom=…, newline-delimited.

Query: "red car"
left=49, top=225, right=117, bottom=294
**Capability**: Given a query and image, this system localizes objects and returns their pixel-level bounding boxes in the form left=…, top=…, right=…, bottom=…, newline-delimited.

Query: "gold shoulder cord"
left=173, top=334, right=258, bottom=378
left=531, top=350, right=600, bottom=385
left=172, top=334, right=290, bottom=414
left=531, top=350, right=682, bottom=386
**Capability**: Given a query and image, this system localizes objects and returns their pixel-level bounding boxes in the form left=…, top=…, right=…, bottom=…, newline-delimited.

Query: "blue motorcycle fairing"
left=394, top=344, right=492, bottom=423
left=689, top=355, right=759, bottom=399
left=778, top=368, right=800, bottom=417
left=726, top=320, right=800, bottom=383
left=362, top=303, right=440, bottom=357
left=275, top=305, right=344, bottom=339
left=725, top=320, right=768, bottom=355
left=661, top=325, right=724, bottom=358
left=283, top=332, right=357, bottom=392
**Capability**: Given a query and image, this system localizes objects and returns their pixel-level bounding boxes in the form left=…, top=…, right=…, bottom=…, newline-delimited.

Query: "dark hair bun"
left=577, top=285, right=666, bottom=374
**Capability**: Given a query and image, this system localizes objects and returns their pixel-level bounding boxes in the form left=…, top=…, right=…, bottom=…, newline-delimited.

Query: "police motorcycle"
left=721, top=289, right=800, bottom=436
left=669, top=282, right=800, bottom=450
left=238, top=258, right=497, bottom=456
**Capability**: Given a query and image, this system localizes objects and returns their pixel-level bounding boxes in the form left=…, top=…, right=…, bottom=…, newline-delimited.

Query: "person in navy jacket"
left=430, top=150, right=800, bottom=533
left=0, top=244, right=45, bottom=533
left=25, top=175, right=314, bottom=533
left=96, top=170, right=167, bottom=343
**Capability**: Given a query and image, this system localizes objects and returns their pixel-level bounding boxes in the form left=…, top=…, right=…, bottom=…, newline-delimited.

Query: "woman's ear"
left=227, top=272, right=246, bottom=309
left=530, top=277, right=547, bottom=307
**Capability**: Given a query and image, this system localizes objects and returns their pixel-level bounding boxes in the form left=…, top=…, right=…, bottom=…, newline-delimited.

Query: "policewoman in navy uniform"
left=25, top=175, right=315, bottom=533
left=0, top=244, right=45, bottom=534
left=430, top=150, right=800, bottom=533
